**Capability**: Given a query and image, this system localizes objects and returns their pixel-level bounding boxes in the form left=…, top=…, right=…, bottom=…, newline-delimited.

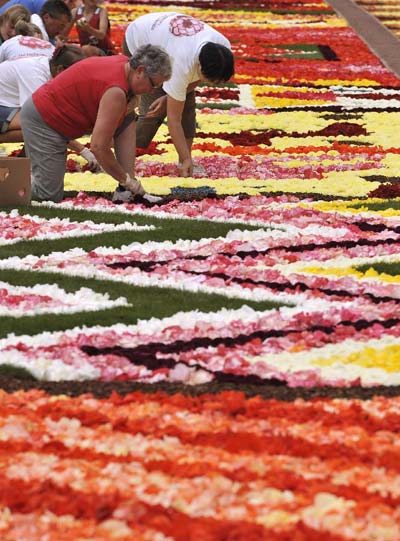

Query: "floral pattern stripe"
left=0, top=389, right=399, bottom=540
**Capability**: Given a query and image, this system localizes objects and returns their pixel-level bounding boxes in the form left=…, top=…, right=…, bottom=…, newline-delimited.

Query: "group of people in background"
left=0, top=0, right=234, bottom=203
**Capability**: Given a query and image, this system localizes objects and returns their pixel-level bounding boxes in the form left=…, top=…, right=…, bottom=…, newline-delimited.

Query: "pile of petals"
left=1, top=0, right=400, bottom=534
left=1, top=221, right=399, bottom=302
left=53, top=0, right=400, bottom=200
left=0, top=388, right=400, bottom=540
left=1, top=0, right=400, bottom=390
left=1, top=302, right=400, bottom=386
left=2, top=190, right=399, bottom=387
left=47, top=192, right=400, bottom=229
left=0, top=210, right=155, bottom=246
left=0, top=281, right=129, bottom=317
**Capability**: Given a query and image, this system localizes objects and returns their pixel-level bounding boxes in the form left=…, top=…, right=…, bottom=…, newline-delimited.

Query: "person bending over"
left=0, top=45, right=98, bottom=171
left=0, top=4, right=30, bottom=44
left=31, top=0, right=71, bottom=44
left=0, top=45, right=82, bottom=143
left=21, top=44, right=172, bottom=203
left=0, top=21, right=54, bottom=62
left=121, top=11, right=234, bottom=198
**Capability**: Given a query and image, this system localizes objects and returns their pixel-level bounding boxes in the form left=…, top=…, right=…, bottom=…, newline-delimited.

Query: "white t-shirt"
left=0, top=35, right=54, bottom=62
left=31, top=14, right=50, bottom=42
left=0, top=55, right=51, bottom=107
left=125, top=12, right=231, bottom=101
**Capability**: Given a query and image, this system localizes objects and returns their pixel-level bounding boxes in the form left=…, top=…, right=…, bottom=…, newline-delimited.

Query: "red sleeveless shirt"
left=75, top=5, right=115, bottom=53
left=33, top=55, right=129, bottom=139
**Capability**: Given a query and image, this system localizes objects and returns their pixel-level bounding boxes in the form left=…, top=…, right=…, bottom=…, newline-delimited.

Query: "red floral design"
left=169, top=15, right=205, bottom=37
left=18, top=36, right=53, bottom=49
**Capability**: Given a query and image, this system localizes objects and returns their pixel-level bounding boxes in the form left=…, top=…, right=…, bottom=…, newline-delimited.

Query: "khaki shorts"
left=136, top=87, right=196, bottom=148
left=123, top=35, right=196, bottom=148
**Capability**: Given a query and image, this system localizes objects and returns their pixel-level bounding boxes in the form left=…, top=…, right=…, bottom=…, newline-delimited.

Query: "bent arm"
left=90, top=86, right=130, bottom=184
left=114, top=118, right=136, bottom=177
left=95, top=8, right=109, bottom=40
left=80, top=8, right=109, bottom=41
left=166, top=95, right=191, bottom=162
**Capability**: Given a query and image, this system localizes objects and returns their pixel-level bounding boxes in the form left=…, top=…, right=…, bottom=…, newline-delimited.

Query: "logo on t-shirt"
left=18, top=36, right=52, bottom=49
left=169, top=15, right=204, bottom=37
left=151, top=13, right=171, bottom=31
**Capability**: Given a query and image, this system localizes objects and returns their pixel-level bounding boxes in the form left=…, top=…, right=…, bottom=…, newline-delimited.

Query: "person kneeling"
left=20, top=44, right=172, bottom=203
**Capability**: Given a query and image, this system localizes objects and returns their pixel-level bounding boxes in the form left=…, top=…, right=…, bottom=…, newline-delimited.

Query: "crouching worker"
left=0, top=45, right=80, bottom=141
left=0, top=45, right=101, bottom=169
left=20, top=44, right=172, bottom=203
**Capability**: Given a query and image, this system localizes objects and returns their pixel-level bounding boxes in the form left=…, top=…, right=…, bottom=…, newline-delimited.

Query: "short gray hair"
left=129, top=44, right=172, bottom=80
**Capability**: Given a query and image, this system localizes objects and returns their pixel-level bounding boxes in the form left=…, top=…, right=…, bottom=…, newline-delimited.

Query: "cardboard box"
left=0, top=157, right=31, bottom=206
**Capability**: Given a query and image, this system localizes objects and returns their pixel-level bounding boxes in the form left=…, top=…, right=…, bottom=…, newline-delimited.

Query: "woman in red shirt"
left=20, top=44, right=172, bottom=203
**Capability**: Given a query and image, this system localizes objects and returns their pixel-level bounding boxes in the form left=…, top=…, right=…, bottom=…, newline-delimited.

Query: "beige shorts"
left=123, top=35, right=196, bottom=147
left=136, top=87, right=196, bottom=148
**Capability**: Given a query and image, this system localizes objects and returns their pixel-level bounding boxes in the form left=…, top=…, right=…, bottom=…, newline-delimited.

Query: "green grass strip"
left=356, top=262, right=400, bottom=276
left=197, top=102, right=240, bottom=110
left=0, top=206, right=266, bottom=259
left=352, top=200, right=400, bottom=212
left=0, top=365, right=36, bottom=380
left=0, top=269, right=286, bottom=339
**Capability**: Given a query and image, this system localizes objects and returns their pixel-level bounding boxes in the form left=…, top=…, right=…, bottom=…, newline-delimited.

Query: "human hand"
left=76, top=17, right=91, bottom=32
left=54, top=35, right=66, bottom=47
left=178, top=158, right=194, bottom=177
left=79, top=147, right=102, bottom=172
left=145, top=95, right=167, bottom=118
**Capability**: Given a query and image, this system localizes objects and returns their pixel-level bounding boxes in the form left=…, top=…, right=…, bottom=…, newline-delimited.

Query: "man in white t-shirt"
left=31, top=0, right=71, bottom=44
left=121, top=12, right=234, bottom=199
left=0, top=34, right=54, bottom=62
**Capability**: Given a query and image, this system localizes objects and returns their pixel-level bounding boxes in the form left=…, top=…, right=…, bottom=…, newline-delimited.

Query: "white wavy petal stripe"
left=0, top=210, right=155, bottom=246
left=0, top=281, right=130, bottom=317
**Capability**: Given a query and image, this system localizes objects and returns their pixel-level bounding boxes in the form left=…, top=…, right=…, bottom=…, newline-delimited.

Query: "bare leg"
left=186, top=137, right=193, bottom=154
left=0, top=112, right=23, bottom=142
left=0, top=130, right=23, bottom=143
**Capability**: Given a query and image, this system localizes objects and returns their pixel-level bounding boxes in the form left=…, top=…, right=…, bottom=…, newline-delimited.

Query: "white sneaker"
left=143, top=193, right=164, bottom=204
left=112, top=188, right=133, bottom=203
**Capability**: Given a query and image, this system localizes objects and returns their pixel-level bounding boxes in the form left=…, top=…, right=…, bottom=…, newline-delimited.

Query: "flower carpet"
left=0, top=281, right=129, bottom=318
left=1, top=0, right=400, bottom=538
left=0, top=209, right=154, bottom=246
left=1, top=389, right=400, bottom=540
